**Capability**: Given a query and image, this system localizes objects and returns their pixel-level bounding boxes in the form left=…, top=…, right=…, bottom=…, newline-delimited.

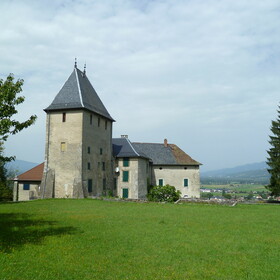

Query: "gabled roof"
left=16, top=163, right=44, bottom=182
left=132, top=142, right=201, bottom=166
left=112, top=138, right=149, bottom=159
left=45, top=67, right=114, bottom=121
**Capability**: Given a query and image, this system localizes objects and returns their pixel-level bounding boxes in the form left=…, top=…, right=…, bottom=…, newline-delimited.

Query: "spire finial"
left=83, top=62, right=86, bottom=76
left=74, top=58, right=77, bottom=68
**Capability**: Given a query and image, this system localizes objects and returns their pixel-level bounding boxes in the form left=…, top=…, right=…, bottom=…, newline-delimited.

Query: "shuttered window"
left=123, top=158, right=129, bottom=167
left=158, top=179, right=163, bottom=186
left=184, top=179, right=189, bottom=187
left=123, top=171, right=129, bottom=182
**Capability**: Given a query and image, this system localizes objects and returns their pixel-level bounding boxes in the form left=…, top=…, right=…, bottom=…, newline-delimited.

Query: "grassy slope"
left=1, top=199, right=280, bottom=280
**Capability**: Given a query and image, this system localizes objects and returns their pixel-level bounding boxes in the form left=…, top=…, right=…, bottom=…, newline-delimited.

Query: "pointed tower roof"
left=45, top=66, right=114, bottom=121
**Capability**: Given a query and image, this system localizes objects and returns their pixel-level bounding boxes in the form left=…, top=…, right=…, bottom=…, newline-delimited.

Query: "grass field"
left=1, top=199, right=280, bottom=280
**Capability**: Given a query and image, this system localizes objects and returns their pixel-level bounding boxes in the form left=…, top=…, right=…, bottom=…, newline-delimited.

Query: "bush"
left=0, top=182, right=12, bottom=201
left=147, top=184, right=181, bottom=202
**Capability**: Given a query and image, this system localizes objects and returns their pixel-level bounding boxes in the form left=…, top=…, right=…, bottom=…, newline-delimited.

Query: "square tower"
left=41, top=64, right=115, bottom=198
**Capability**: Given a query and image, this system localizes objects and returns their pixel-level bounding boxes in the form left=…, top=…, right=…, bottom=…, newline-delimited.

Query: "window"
left=88, top=146, right=91, bottom=154
left=61, top=142, right=66, bottom=152
left=23, top=183, right=30, bottom=190
left=158, top=179, right=163, bottom=186
left=103, top=178, right=106, bottom=190
left=123, top=157, right=129, bottom=167
left=88, top=179, right=92, bottom=193
left=87, top=162, right=91, bottom=170
left=122, top=188, right=129, bottom=198
left=98, top=117, right=100, bottom=127
left=123, top=171, right=129, bottom=182
left=114, top=178, right=117, bottom=190
left=90, top=114, right=93, bottom=125
left=102, top=162, right=105, bottom=171
left=105, top=120, right=108, bottom=130
left=184, top=179, right=189, bottom=187
left=100, top=148, right=103, bottom=155
left=62, top=112, right=66, bottom=122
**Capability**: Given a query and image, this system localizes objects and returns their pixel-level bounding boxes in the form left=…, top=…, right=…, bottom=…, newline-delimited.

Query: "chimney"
left=121, top=135, right=128, bottom=138
left=164, top=138, right=168, bottom=147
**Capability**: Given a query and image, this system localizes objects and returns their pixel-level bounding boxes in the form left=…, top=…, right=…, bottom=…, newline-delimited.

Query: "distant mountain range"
left=201, top=162, right=269, bottom=184
left=6, top=160, right=40, bottom=176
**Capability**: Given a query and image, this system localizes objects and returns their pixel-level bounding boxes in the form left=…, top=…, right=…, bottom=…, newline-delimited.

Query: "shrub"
left=147, top=184, right=181, bottom=202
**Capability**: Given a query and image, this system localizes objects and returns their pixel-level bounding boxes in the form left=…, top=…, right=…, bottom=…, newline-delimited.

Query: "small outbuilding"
left=13, top=163, right=44, bottom=201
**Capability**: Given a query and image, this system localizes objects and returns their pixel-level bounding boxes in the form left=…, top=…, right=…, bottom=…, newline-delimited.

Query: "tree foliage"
left=0, top=142, right=12, bottom=201
left=0, top=74, right=37, bottom=162
left=266, top=104, right=280, bottom=196
left=147, top=184, right=181, bottom=202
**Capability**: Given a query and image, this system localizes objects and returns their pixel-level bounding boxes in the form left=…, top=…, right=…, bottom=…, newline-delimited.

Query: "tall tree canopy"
left=0, top=74, right=37, bottom=162
left=266, top=104, right=280, bottom=196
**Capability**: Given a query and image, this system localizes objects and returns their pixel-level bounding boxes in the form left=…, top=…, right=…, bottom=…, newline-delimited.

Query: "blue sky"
left=1, top=0, right=280, bottom=171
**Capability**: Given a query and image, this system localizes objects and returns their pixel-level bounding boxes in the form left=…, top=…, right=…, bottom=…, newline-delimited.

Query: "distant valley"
left=201, top=162, right=269, bottom=184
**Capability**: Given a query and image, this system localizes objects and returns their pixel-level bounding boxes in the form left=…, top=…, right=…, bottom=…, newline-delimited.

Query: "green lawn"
left=1, top=199, right=280, bottom=280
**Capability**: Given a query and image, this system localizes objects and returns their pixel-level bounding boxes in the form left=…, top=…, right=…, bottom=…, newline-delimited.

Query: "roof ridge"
left=126, top=138, right=140, bottom=157
left=132, top=142, right=173, bottom=145
left=75, top=68, right=84, bottom=107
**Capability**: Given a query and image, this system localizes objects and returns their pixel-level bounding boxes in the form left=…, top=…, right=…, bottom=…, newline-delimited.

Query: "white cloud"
left=1, top=0, right=280, bottom=170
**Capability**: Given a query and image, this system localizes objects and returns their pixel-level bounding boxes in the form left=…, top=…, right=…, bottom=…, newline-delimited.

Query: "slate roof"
left=45, top=67, right=114, bottom=121
left=132, top=142, right=201, bottom=166
left=16, top=163, right=44, bottom=181
left=112, top=138, right=149, bottom=159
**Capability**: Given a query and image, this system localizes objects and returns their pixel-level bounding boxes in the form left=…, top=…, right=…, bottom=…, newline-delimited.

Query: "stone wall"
left=153, top=165, right=200, bottom=198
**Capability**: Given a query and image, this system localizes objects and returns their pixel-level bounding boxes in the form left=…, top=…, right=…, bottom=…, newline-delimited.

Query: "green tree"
left=0, top=73, right=37, bottom=162
left=147, top=184, right=181, bottom=202
left=266, top=104, right=280, bottom=196
left=201, top=192, right=213, bottom=199
left=0, top=74, right=36, bottom=200
left=0, top=142, right=12, bottom=201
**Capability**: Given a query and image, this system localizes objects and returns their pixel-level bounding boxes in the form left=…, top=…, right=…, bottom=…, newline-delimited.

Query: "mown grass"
left=0, top=199, right=280, bottom=280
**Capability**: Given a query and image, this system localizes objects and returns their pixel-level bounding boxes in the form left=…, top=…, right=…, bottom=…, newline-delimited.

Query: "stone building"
left=40, top=63, right=114, bottom=199
left=13, top=163, right=44, bottom=201
left=13, top=63, right=201, bottom=201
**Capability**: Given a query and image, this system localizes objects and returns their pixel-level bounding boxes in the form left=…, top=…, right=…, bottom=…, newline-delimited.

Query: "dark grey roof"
left=45, top=67, right=114, bottom=121
left=112, top=138, right=149, bottom=159
left=132, top=143, right=201, bottom=165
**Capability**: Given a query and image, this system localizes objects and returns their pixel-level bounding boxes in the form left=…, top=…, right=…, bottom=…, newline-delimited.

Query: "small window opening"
left=61, top=142, right=66, bottom=152
left=62, top=113, right=66, bottom=122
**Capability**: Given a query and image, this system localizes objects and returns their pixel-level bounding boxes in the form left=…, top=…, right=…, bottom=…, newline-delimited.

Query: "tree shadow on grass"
left=0, top=213, right=78, bottom=253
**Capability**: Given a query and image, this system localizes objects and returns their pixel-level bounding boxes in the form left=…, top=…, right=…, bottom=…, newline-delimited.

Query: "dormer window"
left=62, top=113, right=66, bottom=122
